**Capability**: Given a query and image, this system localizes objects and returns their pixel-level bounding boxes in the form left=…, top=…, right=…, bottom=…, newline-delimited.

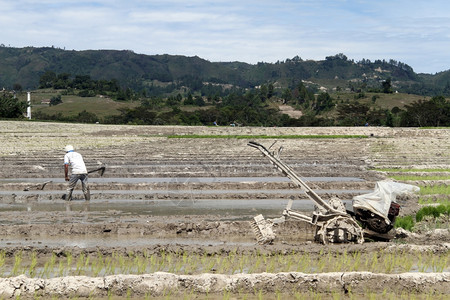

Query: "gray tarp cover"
left=352, top=180, right=420, bottom=222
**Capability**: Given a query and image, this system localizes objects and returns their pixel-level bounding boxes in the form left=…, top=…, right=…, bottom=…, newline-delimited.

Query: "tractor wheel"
left=316, top=216, right=364, bottom=244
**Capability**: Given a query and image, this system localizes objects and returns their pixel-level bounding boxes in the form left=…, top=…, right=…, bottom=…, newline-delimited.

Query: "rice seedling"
left=40, top=253, right=56, bottom=278
left=390, top=175, right=450, bottom=181
left=105, top=256, right=116, bottom=275
left=0, top=250, right=5, bottom=276
left=29, top=251, right=38, bottom=278
left=76, top=253, right=86, bottom=275
left=12, top=250, right=23, bottom=276
left=92, top=252, right=106, bottom=277
left=222, top=290, right=232, bottom=300
left=167, top=134, right=368, bottom=139
left=429, top=254, right=448, bottom=273
left=248, top=255, right=262, bottom=274
left=107, top=289, right=113, bottom=300
left=374, top=168, right=450, bottom=173
left=395, top=250, right=413, bottom=272
left=394, top=215, right=415, bottom=231
left=416, top=204, right=450, bottom=222
left=135, top=255, right=147, bottom=274
left=0, top=248, right=447, bottom=279
left=57, top=260, right=64, bottom=277
left=419, top=185, right=450, bottom=195
left=418, top=197, right=449, bottom=205
left=332, top=291, right=341, bottom=300
left=256, top=289, right=264, bottom=300
left=383, top=253, right=395, bottom=273
left=265, top=256, right=276, bottom=273
left=205, top=256, right=215, bottom=273
left=351, top=251, right=362, bottom=271
left=285, top=254, right=293, bottom=272
left=65, top=251, right=73, bottom=269
left=369, top=251, right=379, bottom=272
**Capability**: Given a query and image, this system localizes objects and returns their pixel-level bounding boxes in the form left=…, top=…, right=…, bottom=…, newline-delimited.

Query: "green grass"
left=167, top=134, right=368, bottom=139
left=31, top=94, right=138, bottom=118
left=416, top=204, right=450, bottom=222
left=418, top=185, right=450, bottom=195
left=333, top=92, right=429, bottom=110
left=420, top=127, right=450, bottom=129
left=389, top=175, right=450, bottom=181
left=375, top=168, right=450, bottom=173
left=394, top=216, right=415, bottom=231
left=418, top=198, right=450, bottom=205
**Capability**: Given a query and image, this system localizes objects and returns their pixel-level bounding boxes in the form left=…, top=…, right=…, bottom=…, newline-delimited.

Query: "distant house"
left=41, top=99, right=51, bottom=105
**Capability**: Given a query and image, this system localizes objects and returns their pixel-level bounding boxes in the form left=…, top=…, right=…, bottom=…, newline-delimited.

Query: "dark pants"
left=65, top=174, right=90, bottom=201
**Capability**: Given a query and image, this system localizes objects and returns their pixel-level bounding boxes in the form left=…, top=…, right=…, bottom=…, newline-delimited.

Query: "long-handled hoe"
left=23, top=166, right=106, bottom=191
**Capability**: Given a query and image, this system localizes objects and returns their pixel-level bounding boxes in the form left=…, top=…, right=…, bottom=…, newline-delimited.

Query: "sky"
left=1, top=0, right=449, bottom=74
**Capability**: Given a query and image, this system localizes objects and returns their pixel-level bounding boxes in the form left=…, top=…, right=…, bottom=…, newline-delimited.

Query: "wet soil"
left=0, top=121, right=448, bottom=299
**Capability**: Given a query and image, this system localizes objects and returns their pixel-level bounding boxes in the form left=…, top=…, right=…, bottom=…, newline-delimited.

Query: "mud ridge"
left=0, top=272, right=447, bottom=299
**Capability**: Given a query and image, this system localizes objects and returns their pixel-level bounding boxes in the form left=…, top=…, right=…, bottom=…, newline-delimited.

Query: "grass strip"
left=375, top=168, right=450, bottom=173
left=167, top=134, right=368, bottom=139
left=389, top=175, right=450, bottom=181
left=419, top=185, right=450, bottom=195
left=418, top=198, right=450, bottom=205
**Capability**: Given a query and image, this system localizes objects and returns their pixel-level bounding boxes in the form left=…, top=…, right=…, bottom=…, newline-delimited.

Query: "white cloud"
left=1, top=0, right=449, bottom=73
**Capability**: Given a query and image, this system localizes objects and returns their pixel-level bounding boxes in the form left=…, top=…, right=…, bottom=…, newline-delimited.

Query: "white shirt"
left=64, top=151, right=88, bottom=174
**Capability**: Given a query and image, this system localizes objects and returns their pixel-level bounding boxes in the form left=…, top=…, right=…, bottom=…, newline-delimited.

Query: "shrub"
left=50, top=94, right=62, bottom=106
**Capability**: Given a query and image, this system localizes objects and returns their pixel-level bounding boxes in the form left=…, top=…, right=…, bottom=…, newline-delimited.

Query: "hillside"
left=1, top=46, right=449, bottom=96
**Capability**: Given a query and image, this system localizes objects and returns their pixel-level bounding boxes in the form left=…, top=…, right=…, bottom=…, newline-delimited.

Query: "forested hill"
left=1, top=46, right=450, bottom=96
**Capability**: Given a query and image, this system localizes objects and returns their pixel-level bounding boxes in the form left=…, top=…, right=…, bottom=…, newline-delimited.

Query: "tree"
left=50, top=95, right=62, bottom=106
left=141, top=97, right=164, bottom=110
left=76, top=110, right=99, bottom=123
left=183, top=94, right=194, bottom=105
left=382, top=78, right=393, bottom=93
left=314, top=92, right=334, bottom=112
left=12, top=83, right=22, bottom=91
left=267, top=83, right=274, bottom=99
left=259, top=84, right=268, bottom=102
left=0, top=92, right=26, bottom=118
left=53, top=73, right=71, bottom=89
left=336, top=101, right=370, bottom=126
left=72, top=75, right=92, bottom=89
left=281, top=88, right=292, bottom=104
left=167, top=94, right=182, bottom=107
left=400, top=96, right=450, bottom=127
left=194, top=96, right=205, bottom=106
left=39, top=71, right=57, bottom=88
left=292, top=82, right=314, bottom=106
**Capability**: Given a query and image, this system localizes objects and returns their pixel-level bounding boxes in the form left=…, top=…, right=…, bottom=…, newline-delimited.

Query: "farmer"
left=62, top=145, right=90, bottom=201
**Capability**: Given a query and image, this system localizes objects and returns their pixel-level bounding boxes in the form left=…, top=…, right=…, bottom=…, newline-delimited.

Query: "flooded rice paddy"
left=0, top=122, right=448, bottom=299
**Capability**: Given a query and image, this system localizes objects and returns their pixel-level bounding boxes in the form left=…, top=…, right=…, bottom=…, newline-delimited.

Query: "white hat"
left=64, top=145, right=74, bottom=152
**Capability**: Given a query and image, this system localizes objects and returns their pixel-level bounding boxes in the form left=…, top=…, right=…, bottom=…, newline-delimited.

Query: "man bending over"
left=63, top=145, right=90, bottom=201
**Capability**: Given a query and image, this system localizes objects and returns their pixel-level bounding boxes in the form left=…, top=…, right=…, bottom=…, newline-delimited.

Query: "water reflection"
left=0, top=176, right=365, bottom=184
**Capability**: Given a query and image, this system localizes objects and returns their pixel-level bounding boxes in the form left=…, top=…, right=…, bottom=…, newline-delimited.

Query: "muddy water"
left=0, top=176, right=365, bottom=183
left=0, top=189, right=370, bottom=198
left=0, top=234, right=257, bottom=249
